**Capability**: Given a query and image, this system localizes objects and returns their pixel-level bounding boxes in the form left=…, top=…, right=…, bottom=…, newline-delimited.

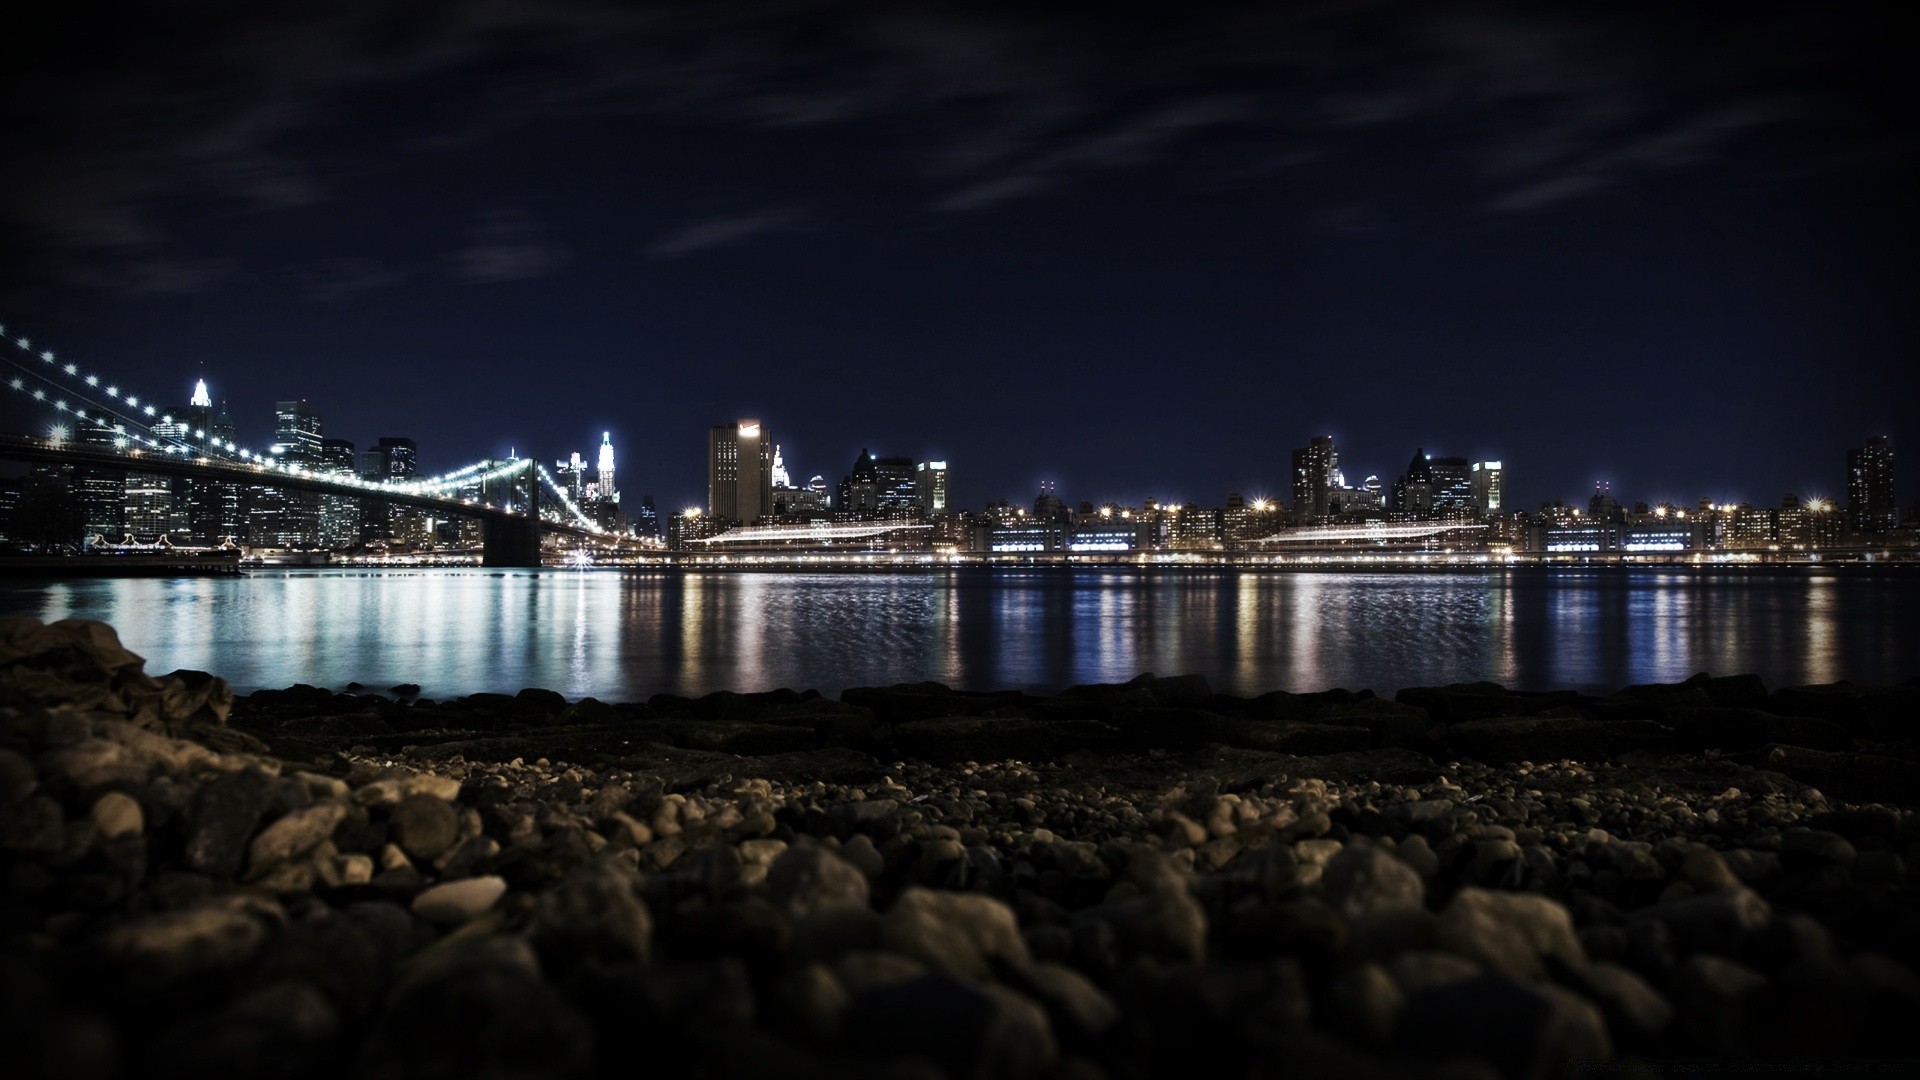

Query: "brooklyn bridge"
left=0, top=321, right=644, bottom=567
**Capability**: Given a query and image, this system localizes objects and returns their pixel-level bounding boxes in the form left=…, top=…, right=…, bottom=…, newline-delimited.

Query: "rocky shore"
left=4, top=617, right=1919, bottom=1079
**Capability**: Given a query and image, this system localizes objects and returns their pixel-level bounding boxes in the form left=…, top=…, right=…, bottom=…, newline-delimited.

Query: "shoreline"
left=4, top=617, right=1919, bottom=1078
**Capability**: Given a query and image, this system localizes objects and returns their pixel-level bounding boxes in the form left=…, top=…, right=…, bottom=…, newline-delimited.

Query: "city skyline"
left=1, top=2, right=1911, bottom=512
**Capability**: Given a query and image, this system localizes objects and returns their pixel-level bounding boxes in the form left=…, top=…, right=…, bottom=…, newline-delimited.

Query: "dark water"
left=2, top=568, right=1915, bottom=701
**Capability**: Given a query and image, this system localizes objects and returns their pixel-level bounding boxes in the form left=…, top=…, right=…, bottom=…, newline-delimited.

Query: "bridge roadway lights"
left=480, top=515, right=542, bottom=568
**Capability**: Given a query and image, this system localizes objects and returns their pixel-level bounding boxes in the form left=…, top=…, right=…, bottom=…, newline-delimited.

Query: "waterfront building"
left=1291, top=435, right=1336, bottom=520
left=1777, top=494, right=1844, bottom=551
left=1223, top=495, right=1284, bottom=542
left=667, top=509, right=729, bottom=550
left=990, top=522, right=1067, bottom=553
left=1032, top=481, right=1067, bottom=522
left=1588, top=482, right=1625, bottom=524
left=1544, top=524, right=1622, bottom=553
left=1166, top=504, right=1225, bottom=548
left=72, top=422, right=126, bottom=546
left=123, top=471, right=181, bottom=541
left=916, top=460, right=949, bottom=517
left=709, top=421, right=771, bottom=523
left=1470, top=461, right=1504, bottom=514
left=1723, top=505, right=1777, bottom=550
left=1848, top=435, right=1896, bottom=533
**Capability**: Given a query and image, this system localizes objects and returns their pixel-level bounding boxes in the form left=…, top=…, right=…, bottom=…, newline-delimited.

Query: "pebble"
left=409, top=875, right=507, bottom=925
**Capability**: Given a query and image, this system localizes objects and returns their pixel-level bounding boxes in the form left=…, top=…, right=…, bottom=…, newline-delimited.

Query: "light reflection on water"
left=0, top=569, right=1912, bottom=701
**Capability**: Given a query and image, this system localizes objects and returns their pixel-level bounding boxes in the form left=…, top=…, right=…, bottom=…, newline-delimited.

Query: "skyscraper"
left=1291, top=435, right=1336, bottom=519
left=255, top=401, right=324, bottom=546
left=1847, top=435, right=1896, bottom=533
left=1470, top=460, right=1505, bottom=514
left=709, top=420, right=771, bottom=523
left=596, top=432, right=618, bottom=503
left=916, top=460, right=949, bottom=517
left=318, top=438, right=360, bottom=549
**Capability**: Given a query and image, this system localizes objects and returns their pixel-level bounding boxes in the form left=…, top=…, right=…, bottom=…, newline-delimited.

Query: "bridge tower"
left=478, top=457, right=542, bottom=568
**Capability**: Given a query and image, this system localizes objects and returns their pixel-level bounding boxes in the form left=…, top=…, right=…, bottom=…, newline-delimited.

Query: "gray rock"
left=1327, top=962, right=1404, bottom=1044
left=1435, top=887, right=1585, bottom=979
left=104, top=896, right=281, bottom=975
left=1013, top=962, right=1120, bottom=1042
left=410, top=875, right=507, bottom=925
left=90, top=790, right=143, bottom=840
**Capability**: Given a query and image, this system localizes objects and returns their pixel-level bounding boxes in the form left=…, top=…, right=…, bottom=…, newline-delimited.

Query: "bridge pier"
left=480, top=515, right=542, bottom=567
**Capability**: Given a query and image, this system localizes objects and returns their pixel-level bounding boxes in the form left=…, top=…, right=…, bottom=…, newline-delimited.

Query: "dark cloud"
left=446, top=212, right=570, bottom=283
left=0, top=1, right=1907, bottom=290
left=646, top=208, right=808, bottom=259
left=291, top=257, right=410, bottom=303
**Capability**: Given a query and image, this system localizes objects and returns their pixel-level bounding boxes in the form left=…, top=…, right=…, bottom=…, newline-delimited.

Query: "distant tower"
left=916, top=460, right=949, bottom=517
left=1847, top=435, right=1895, bottom=533
left=190, top=379, right=212, bottom=409
left=597, top=431, right=618, bottom=503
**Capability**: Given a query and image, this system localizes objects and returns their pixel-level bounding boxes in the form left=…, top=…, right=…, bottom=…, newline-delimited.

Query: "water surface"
left=2, top=568, right=1913, bottom=701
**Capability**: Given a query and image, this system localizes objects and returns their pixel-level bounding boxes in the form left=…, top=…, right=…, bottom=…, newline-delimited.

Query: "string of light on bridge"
left=1, top=319, right=611, bottom=528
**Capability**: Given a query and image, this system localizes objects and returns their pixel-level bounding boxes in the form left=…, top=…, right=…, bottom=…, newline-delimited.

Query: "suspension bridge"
left=0, top=321, right=645, bottom=566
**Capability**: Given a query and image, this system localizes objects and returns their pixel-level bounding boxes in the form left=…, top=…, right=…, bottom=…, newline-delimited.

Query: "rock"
left=1395, top=835, right=1440, bottom=879
left=186, top=770, right=274, bottom=878
left=1677, top=846, right=1741, bottom=893
left=530, top=861, right=652, bottom=968
left=358, top=936, right=590, bottom=1080
left=388, top=794, right=458, bottom=861
left=410, top=876, right=507, bottom=926
left=1574, top=961, right=1673, bottom=1043
left=1780, top=828, right=1856, bottom=869
left=1326, top=962, right=1403, bottom=1044
left=1670, top=955, right=1769, bottom=1055
left=104, top=896, right=281, bottom=975
left=247, top=802, right=347, bottom=877
left=1010, top=962, right=1120, bottom=1043
left=845, top=973, right=1057, bottom=1080
left=1629, top=887, right=1771, bottom=956
left=880, top=887, right=1031, bottom=978
left=1435, top=887, right=1585, bottom=979
left=767, top=845, right=871, bottom=915
left=1399, top=974, right=1612, bottom=1080
left=89, top=790, right=144, bottom=840
left=1388, top=950, right=1482, bottom=997
left=1320, top=844, right=1426, bottom=917
left=0, top=747, right=35, bottom=803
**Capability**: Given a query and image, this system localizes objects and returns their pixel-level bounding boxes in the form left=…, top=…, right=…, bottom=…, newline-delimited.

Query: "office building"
left=253, top=401, right=324, bottom=546
left=916, top=460, right=949, bottom=517
left=318, top=438, right=360, bottom=549
left=709, top=420, right=772, bottom=523
left=1470, top=461, right=1504, bottom=514
left=1393, top=449, right=1436, bottom=515
left=1291, top=435, right=1336, bottom=519
left=1430, top=456, right=1474, bottom=511
left=596, top=432, right=618, bottom=503
left=1848, top=436, right=1896, bottom=533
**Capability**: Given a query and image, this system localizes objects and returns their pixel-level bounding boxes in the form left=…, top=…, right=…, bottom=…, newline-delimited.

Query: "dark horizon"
left=3, top=1, right=1913, bottom=514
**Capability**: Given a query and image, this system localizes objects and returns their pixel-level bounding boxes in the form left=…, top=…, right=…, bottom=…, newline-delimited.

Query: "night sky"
left=2, top=1, right=1913, bottom=514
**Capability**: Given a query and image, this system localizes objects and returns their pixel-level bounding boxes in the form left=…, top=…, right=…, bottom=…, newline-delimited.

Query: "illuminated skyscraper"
left=1848, top=435, right=1895, bottom=533
left=1291, top=435, right=1336, bottom=519
left=708, top=420, right=771, bottom=522
left=597, top=432, right=618, bottom=502
left=771, top=444, right=791, bottom=489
